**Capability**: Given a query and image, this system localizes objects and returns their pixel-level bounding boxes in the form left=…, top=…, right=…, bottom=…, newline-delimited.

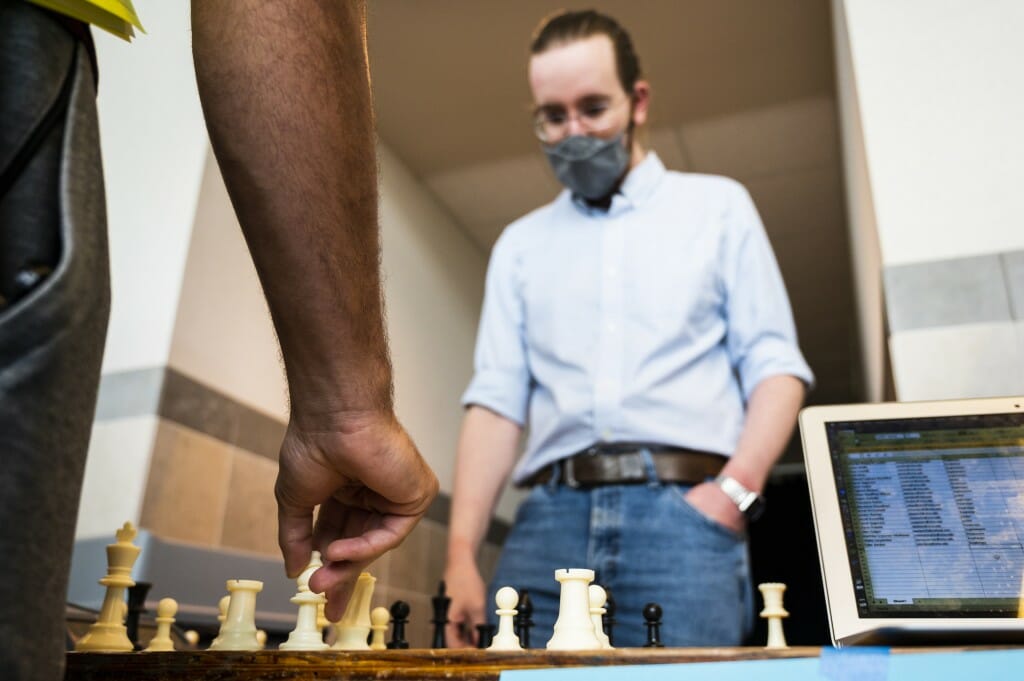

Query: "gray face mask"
left=543, top=132, right=630, bottom=201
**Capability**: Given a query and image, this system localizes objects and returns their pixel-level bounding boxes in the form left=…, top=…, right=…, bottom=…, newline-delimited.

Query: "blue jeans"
left=488, top=477, right=754, bottom=647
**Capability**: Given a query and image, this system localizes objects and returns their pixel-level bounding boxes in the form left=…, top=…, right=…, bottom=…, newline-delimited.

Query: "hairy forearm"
left=722, top=374, right=806, bottom=492
left=191, top=0, right=390, bottom=418
left=447, top=406, right=522, bottom=561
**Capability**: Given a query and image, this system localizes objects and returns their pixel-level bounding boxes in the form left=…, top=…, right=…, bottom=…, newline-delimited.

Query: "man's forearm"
left=721, top=374, right=806, bottom=492
left=191, top=0, right=389, bottom=418
left=447, top=406, right=522, bottom=561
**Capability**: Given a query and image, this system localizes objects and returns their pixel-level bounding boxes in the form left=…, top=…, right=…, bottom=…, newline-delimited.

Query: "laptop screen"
left=825, top=412, right=1024, bottom=619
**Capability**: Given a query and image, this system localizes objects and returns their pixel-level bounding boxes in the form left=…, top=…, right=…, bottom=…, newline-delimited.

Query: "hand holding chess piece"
left=758, top=582, right=789, bottom=648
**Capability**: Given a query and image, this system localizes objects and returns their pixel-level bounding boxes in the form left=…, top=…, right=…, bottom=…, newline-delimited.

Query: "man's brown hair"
left=530, top=9, right=643, bottom=93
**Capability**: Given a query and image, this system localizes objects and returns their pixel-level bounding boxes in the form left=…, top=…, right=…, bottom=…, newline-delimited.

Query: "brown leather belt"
left=519, top=443, right=727, bottom=489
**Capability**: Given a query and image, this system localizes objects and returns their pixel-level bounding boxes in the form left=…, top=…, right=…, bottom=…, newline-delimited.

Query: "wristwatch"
left=714, top=474, right=766, bottom=522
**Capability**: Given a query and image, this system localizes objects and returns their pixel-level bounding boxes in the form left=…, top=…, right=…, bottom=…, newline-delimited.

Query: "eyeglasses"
left=532, top=94, right=630, bottom=144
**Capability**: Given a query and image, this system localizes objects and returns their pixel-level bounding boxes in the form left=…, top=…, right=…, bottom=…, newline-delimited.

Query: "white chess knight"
left=547, top=568, right=602, bottom=650
left=208, top=579, right=264, bottom=651
left=758, top=582, right=789, bottom=649
left=331, top=571, right=376, bottom=650
left=281, top=552, right=329, bottom=650
left=588, top=584, right=613, bottom=649
left=488, top=587, right=523, bottom=651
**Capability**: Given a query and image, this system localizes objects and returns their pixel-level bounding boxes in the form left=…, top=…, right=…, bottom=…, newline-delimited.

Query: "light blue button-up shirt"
left=462, top=153, right=814, bottom=484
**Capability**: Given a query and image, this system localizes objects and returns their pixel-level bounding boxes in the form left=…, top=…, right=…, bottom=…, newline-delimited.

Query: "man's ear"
left=631, top=80, right=651, bottom=127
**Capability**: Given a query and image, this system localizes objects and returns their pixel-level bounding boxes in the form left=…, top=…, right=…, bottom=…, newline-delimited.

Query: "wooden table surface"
left=65, top=647, right=825, bottom=680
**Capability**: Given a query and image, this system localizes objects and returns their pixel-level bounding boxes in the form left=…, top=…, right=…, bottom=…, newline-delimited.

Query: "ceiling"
left=366, top=0, right=862, bottom=413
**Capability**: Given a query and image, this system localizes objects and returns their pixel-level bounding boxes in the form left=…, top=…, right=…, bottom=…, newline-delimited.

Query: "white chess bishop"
left=281, top=552, right=329, bottom=650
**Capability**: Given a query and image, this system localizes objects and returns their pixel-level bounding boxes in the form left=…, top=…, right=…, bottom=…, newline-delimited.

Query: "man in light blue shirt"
left=445, top=10, right=813, bottom=648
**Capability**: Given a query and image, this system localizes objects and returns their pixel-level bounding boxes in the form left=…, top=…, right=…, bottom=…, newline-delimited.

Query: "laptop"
left=799, top=396, right=1024, bottom=647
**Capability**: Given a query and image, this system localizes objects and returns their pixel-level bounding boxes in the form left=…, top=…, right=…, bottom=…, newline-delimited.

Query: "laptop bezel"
left=799, top=396, right=1024, bottom=647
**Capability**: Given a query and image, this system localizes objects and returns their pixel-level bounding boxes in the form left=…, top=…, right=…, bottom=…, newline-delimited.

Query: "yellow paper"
left=28, top=0, right=144, bottom=42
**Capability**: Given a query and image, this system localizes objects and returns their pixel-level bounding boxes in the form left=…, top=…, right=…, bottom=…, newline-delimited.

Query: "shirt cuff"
left=737, top=338, right=816, bottom=401
left=461, top=369, right=530, bottom=426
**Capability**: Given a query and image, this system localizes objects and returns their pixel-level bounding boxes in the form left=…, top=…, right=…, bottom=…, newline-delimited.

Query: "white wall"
left=94, top=0, right=207, bottom=374
left=841, top=0, right=1024, bottom=267
left=832, top=0, right=885, bottom=402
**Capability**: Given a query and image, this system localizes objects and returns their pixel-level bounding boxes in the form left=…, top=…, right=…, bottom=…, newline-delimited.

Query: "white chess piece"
left=184, top=630, right=200, bottom=647
left=208, top=579, right=264, bottom=651
left=208, top=595, right=230, bottom=649
left=255, top=630, right=268, bottom=650
left=75, top=522, right=142, bottom=652
left=588, top=585, right=612, bottom=649
left=280, top=555, right=329, bottom=650
left=331, top=572, right=375, bottom=650
left=488, top=587, right=523, bottom=651
left=547, top=568, right=602, bottom=650
left=759, top=582, right=789, bottom=649
left=144, top=598, right=178, bottom=652
left=369, top=607, right=390, bottom=650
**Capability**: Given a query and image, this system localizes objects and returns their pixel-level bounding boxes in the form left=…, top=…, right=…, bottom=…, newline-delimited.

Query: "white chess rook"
left=144, top=598, right=178, bottom=652
left=75, top=522, right=142, bottom=652
left=588, top=584, right=613, bottom=649
left=208, top=579, right=264, bottom=651
left=488, top=587, right=523, bottom=651
left=281, top=553, right=329, bottom=650
left=758, top=582, right=789, bottom=649
left=547, top=568, right=602, bottom=650
left=332, top=571, right=376, bottom=650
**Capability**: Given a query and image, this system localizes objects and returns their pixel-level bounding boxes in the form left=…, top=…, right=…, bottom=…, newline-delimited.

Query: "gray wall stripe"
left=94, top=366, right=510, bottom=542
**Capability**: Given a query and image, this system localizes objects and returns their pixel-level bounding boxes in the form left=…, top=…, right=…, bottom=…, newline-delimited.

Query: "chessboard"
left=65, top=646, right=822, bottom=681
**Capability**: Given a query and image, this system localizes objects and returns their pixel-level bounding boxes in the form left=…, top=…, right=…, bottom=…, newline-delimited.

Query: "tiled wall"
left=884, top=250, right=1024, bottom=400
left=80, top=367, right=505, bottom=643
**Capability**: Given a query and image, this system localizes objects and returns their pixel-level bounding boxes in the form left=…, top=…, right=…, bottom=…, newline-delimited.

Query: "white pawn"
left=208, top=595, right=230, bottom=648
left=588, top=585, right=612, bottom=649
left=331, top=572, right=375, bottom=650
left=208, top=579, right=263, bottom=651
left=369, top=607, right=390, bottom=650
left=144, top=598, right=178, bottom=652
left=256, top=630, right=268, bottom=650
left=759, top=582, right=789, bottom=649
left=488, top=587, right=523, bottom=651
left=547, top=568, right=601, bottom=650
left=184, top=630, right=200, bottom=648
left=280, top=554, right=329, bottom=651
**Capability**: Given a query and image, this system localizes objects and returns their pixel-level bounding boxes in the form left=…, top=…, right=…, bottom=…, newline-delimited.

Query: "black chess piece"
left=643, top=602, right=664, bottom=648
left=514, top=589, right=533, bottom=649
left=125, top=581, right=152, bottom=651
left=387, top=600, right=411, bottom=649
left=431, top=580, right=451, bottom=648
left=602, top=586, right=616, bottom=647
left=475, top=623, right=496, bottom=649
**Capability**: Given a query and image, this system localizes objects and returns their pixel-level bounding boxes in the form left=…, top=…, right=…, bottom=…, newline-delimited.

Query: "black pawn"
left=475, top=623, right=496, bottom=649
left=514, top=590, right=533, bottom=649
left=431, top=580, right=451, bottom=648
left=387, top=600, right=410, bottom=649
left=602, top=586, right=617, bottom=647
left=643, top=602, right=664, bottom=648
left=125, top=581, right=151, bottom=651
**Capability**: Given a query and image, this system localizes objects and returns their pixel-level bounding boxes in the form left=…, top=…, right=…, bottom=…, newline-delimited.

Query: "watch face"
left=745, top=496, right=766, bottom=522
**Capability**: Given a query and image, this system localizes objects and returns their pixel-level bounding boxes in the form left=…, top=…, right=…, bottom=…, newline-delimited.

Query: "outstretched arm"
left=191, top=0, right=437, bottom=619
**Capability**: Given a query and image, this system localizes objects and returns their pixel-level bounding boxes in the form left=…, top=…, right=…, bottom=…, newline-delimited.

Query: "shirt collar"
left=568, top=151, right=666, bottom=216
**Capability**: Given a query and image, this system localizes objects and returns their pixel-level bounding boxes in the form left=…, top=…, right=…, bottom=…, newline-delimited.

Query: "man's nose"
left=565, top=113, right=586, bottom=137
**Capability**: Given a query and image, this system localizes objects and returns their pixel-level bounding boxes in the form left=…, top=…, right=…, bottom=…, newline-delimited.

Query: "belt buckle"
left=563, top=457, right=580, bottom=489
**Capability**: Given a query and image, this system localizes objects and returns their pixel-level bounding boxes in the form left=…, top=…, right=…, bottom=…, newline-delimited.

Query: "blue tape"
left=819, top=646, right=891, bottom=681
